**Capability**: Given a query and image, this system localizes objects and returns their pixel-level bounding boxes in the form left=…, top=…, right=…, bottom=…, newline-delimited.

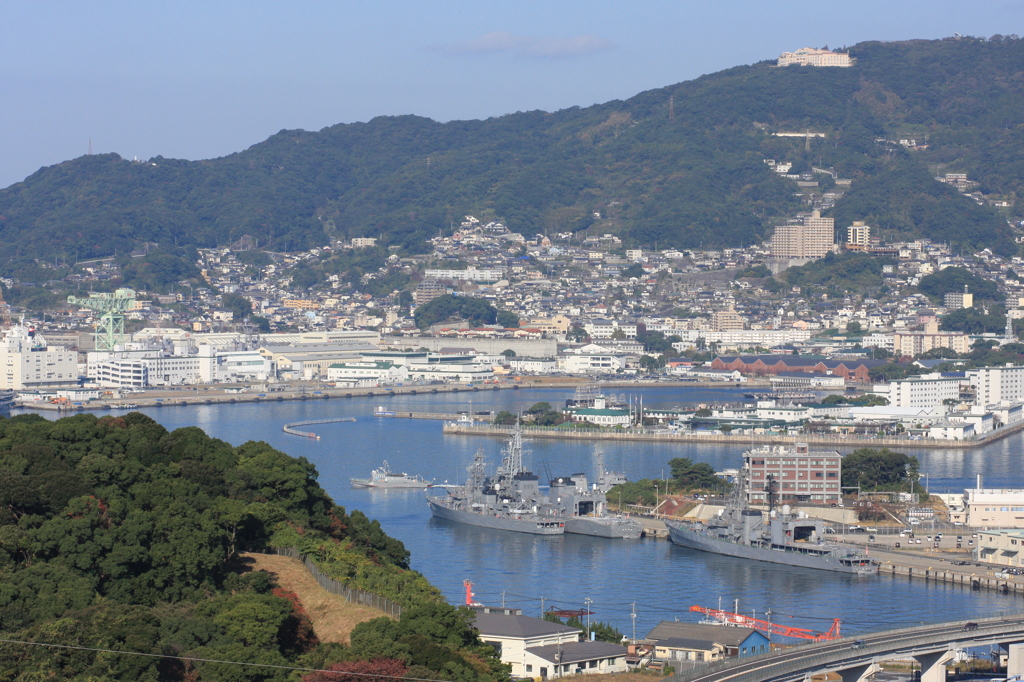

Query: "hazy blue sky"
left=3, top=0, right=1022, bottom=188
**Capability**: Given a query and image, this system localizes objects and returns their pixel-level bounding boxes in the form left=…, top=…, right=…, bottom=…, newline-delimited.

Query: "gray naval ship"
left=426, top=426, right=565, bottom=535
left=549, top=454, right=643, bottom=539
left=665, top=460, right=878, bottom=575
left=350, top=461, right=431, bottom=488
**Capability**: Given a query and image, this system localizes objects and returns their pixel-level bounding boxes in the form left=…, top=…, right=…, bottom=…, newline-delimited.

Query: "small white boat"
left=350, top=461, right=430, bottom=488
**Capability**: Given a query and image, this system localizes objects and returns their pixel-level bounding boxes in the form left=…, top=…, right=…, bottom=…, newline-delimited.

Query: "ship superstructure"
left=427, top=427, right=564, bottom=535
left=549, top=453, right=642, bottom=538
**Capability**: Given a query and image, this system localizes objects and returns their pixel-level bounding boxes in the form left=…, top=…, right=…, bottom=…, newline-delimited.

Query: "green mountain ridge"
left=1, top=36, right=1022, bottom=272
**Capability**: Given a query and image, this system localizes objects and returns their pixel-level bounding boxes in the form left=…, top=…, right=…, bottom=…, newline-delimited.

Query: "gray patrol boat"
left=549, top=454, right=642, bottom=539
left=351, top=461, right=430, bottom=488
left=426, top=426, right=564, bottom=535
left=666, top=458, right=878, bottom=575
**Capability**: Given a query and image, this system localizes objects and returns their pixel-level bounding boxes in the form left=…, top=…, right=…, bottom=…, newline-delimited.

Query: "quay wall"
left=442, top=422, right=1024, bottom=451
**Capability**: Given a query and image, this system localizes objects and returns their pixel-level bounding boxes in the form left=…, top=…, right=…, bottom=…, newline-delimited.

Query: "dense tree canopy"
left=841, top=448, right=920, bottom=492
left=0, top=413, right=504, bottom=682
left=413, top=294, right=517, bottom=330
left=918, top=267, right=1001, bottom=303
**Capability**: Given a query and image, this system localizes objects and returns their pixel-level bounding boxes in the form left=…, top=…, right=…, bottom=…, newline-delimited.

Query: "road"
left=676, top=614, right=1024, bottom=682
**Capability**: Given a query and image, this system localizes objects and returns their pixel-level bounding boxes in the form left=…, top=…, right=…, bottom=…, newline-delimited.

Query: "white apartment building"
left=583, top=320, right=638, bottom=340
left=893, top=325, right=970, bottom=356
left=0, top=327, right=78, bottom=390
left=770, top=211, right=835, bottom=259
left=672, top=329, right=814, bottom=351
left=877, top=374, right=963, bottom=408
left=846, top=222, right=871, bottom=248
left=777, top=47, right=852, bottom=67
left=422, top=268, right=505, bottom=282
left=967, top=365, right=1024, bottom=405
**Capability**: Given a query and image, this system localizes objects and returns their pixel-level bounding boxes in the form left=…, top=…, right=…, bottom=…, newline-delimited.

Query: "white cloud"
left=438, top=32, right=616, bottom=58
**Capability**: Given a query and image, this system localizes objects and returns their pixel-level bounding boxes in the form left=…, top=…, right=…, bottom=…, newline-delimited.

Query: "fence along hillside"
left=274, top=547, right=402, bottom=620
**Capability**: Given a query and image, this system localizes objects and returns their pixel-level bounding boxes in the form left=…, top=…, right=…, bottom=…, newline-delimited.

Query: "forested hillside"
left=0, top=412, right=506, bottom=681
left=1, top=36, right=1022, bottom=272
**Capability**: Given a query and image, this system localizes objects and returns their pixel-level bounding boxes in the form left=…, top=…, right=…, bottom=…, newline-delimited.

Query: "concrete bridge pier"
left=1005, top=642, right=1024, bottom=676
left=838, top=662, right=879, bottom=682
left=914, top=650, right=954, bottom=682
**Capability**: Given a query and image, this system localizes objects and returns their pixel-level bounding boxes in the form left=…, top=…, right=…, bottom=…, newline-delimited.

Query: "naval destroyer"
left=426, top=426, right=565, bottom=535
left=666, top=455, right=878, bottom=575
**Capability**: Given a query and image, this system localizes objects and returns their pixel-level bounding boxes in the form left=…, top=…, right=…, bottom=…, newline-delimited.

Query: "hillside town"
left=1, top=189, right=1023, bottom=443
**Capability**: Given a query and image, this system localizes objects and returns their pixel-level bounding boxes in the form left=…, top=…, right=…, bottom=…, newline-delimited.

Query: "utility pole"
left=584, top=597, right=593, bottom=636
left=631, top=602, right=637, bottom=643
left=541, top=597, right=545, bottom=618
left=501, top=591, right=506, bottom=608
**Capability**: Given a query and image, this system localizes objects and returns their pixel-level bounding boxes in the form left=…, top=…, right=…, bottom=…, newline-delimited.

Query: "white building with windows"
left=422, top=268, right=505, bottom=282
left=0, top=326, right=78, bottom=390
left=950, top=488, right=1024, bottom=528
left=326, top=361, right=409, bottom=384
left=777, top=47, right=852, bottom=67
left=875, top=374, right=963, bottom=409
left=558, top=354, right=626, bottom=374
left=967, top=365, right=1024, bottom=405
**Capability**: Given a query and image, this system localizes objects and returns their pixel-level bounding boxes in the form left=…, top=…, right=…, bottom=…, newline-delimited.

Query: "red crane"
left=688, top=605, right=841, bottom=641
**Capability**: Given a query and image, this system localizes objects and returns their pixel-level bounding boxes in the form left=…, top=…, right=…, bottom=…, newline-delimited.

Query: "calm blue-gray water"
left=20, top=386, right=1022, bottom=640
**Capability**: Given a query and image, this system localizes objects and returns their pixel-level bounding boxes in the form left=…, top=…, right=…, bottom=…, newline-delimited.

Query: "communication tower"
left=67, top=288, right=136, bottom=350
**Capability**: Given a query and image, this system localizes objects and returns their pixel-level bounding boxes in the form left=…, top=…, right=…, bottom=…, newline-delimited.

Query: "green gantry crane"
left=68, top=288, right=137, bottom=350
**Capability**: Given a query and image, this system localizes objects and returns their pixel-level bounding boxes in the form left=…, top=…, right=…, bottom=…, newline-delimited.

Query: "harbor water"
left=23, top=385, right=1023, bottom=640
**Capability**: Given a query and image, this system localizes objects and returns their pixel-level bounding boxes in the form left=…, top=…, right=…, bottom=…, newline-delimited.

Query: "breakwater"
left=283, top=417, right=357, bottom=439
left=441, top=420, right=1024, bottom=451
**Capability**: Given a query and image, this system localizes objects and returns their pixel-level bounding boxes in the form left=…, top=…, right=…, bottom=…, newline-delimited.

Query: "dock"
left=374, top=411, right=491, bottom=421
left=442, top=421, right=1024, bottom=451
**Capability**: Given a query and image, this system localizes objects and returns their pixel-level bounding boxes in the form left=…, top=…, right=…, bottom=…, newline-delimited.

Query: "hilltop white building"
left=777, top=48, right=852, bottom=67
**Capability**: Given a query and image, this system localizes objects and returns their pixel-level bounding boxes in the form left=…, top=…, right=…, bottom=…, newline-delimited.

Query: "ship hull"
left=667, top=523, right=877, bottom=575
left=350, top=478, right=429, bottom=489
left=564, top=516, right=642, bottom=539
left=428, top=499, right=564, bottom=535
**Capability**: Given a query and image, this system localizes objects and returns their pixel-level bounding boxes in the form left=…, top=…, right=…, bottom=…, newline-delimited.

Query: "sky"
left=2, top=0, right=1023, bottom=189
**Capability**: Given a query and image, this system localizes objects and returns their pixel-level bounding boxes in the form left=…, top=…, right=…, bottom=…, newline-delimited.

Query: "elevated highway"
left=671, top=612, right=1024, bottom=682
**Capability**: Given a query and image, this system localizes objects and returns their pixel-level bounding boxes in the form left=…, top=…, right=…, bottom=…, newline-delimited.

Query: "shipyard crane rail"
left=689, top=605, right=841, bottom=641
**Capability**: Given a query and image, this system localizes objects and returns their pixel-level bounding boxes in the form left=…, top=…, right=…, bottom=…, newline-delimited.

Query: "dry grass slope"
left=242, top=552, right=391, bottom=644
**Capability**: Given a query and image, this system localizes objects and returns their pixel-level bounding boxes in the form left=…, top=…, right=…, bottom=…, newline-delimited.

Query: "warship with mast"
left=549, top=453, right=643, bottom=539
left=665, top=452, right=878, bottom=575
left=427, top=425, right=643, bottom=537
left=426, top=425, right=565, bottom=535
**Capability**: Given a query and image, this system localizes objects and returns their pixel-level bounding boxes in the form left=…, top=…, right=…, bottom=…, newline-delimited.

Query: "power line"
left=0, top=638, right=449, bottom=681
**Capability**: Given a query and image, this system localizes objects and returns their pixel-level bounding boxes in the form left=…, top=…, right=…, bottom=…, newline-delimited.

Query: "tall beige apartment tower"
left=770, top=210, right=835, bottom=258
